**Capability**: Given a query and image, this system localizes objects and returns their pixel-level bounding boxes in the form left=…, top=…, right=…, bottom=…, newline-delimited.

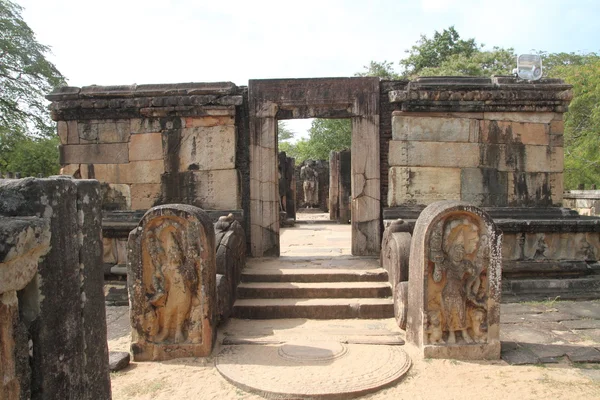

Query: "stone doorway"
left=248, top=78, right=381, bottom=257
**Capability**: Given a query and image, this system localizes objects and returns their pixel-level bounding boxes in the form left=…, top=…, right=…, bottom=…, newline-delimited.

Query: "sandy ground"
left=108, top=220, right=600, bottom=399
left=108, top=317, right=600, bottom=400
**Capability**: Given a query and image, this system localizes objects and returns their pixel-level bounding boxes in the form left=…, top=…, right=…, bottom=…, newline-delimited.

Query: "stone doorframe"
left=248, top=78, right=381, bottom=257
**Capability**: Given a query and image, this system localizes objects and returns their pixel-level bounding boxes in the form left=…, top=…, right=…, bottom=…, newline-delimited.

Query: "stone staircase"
left=232, top=257, right=394, bottom=319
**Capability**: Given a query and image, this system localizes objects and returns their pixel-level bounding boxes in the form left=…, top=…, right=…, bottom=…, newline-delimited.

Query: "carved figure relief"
left=427, top=216, right=489, bottom=345
left=128, top=204, right=216, bottom=361
left=300, top=161, right=319, bottom=207
left=145, top=219, right=201, bottom=343
left=576, top=237, right=596, bottom=261
left=531, top=234, right=548, bottom=260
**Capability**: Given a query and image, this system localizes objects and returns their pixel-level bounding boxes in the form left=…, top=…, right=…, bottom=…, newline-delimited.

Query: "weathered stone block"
left=101, top=183, right=131, bottom=210
left=60, top=143, right=129, bottom=164
left=507, top=172, right=563, bottom=206
left=460, top=168, right=508, bottom=207
left=103, top=238, right=117, bottom=264
left=130, top=118, right=163, bottom=134
left=192, top=169, right=240, bottom=210
left=94, top=160, right=165, bottom=184
left=483, top=112, right=556, bottom=124
left=178, top=125, right=236, bottom=171
left=480, top=120, right=549, bottom=146
left=128, top=204, right=216, bottom=361
left=550, top=120, right=564, bottom=135
left=58, top=121, right=68, bottom=144
left=185, top=116, right=234, bottom=127
left=392, top=115, right=477, bottom=142
left=130, top=183, right=161, bottom=210
left=406, top=201, right=502, bottom=360
left=480, top=144, right=563, bottom=172
left=0, top=178, right=111, bottom=400
left=389, top=141, right=480, bottom=168
left=388, top=167, right=461, bottom=206
left=129, top=132, right=163, bottom=161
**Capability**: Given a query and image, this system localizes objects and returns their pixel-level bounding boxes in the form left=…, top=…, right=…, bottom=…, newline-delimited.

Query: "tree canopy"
left=0, top=0, right=65, bottom=176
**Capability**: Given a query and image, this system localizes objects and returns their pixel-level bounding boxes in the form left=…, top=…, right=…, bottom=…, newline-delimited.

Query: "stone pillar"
left=339, top=150, right=352, bottom=225
left=285, top=157, right=296, bottom=219
left=128, top=204, right=216, bottom=361
left=0, top=177, right=111, bottom=400
left=406, top=201, right=502, bottom=360
left=329, top=151, right=340, bottom=221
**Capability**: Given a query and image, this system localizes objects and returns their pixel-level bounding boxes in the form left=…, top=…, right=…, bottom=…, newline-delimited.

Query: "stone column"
left=339, top=150, right=352, bottom=225
left=329, top=151, right=340, bottom=221
left=0, top=177, right=111, bottom=400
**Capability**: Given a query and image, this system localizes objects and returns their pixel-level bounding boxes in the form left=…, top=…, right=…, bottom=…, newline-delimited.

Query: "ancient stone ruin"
left=0, top=177, right=111, bottom=400
left=128, top=204, right=216, bottom=361
left=406, top=201, right=502, bottom=360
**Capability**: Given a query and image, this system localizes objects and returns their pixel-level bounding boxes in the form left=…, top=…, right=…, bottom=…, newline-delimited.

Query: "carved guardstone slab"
left=406, top=201, right=502, bottom=360
left=128, top=204, right=216, bottom=361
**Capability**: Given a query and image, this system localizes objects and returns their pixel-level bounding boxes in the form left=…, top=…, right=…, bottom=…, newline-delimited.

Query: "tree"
left=417, top=47, right=515, bottom=77
left=0, top=126, right=60, bottom=176
left=1, top=0, right=65, bottom=138
left=545, top=55, right=600, bottom=188
left=356, top=60, right=402, bottom=80
left=400, top=26, right=479, bottom=77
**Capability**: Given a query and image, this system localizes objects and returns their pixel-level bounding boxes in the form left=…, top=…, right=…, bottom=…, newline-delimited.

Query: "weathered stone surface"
left=460, top=168, right=508, bottom=207
left=388, top=141, right=480, bottom=168
left=128, top=204, right=216, bottom=361
left=101, top=183, right=131, bottom=210
left=60, top=143, right=129, bottom=164
left=388, top=167, right=461, bottom=206
left=129, top=132, right=163, bottom=161
left=406, top=201, right=502, bottom=360
left=58, top=121, right=68, bottom=144
left=480, top=120, right=549, bottom=146
left=185, top=116, right=234, bottom=127
left=192, top=169, right=240, bottom=210
left=392, top=115, right=477, bottom=142
left=0, top=217, right=50, bottom=293
left=75, top=180, right=111, bottom=398
left=483, top=112, right=557, bottom=124
left=78, top=120, right=130, bottom=143
left=480, top=144, right=563, bottom=172
left=214, top=214, right=246, bottom=322
left=507, top=172, right=562, bottom=207
left=130, top=183, right=161, bottom=210
left=94, top=160, right=165, bottom=184
left=0, top=178, right=111, bottom=400
left=178, top=125, right=236, bottom=171
left=108, top=352, right=130, bottom=372
left=130, top=118, right=163, bottom=134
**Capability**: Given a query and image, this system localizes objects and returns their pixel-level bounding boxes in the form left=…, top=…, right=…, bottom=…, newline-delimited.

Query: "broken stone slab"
left=0, top=216, right=50, bottom=294
left=501, top=343, right=541, bottom=365
left=566, top=347, right=600, bottom=363
left=108, top=352, right=131, bottom=372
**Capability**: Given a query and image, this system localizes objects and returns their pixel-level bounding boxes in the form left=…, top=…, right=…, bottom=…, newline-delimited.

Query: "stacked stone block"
left=386, top=76, right=571, bottom=209
left=48, top=83, right=244, bottom=212
left=388, top=112, right=564, bottom=208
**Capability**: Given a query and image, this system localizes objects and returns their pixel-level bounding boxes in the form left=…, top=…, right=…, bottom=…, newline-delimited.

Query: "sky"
left=17, top=0, right=600, bottom=138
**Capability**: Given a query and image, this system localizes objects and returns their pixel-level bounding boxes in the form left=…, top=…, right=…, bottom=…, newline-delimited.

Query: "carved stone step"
left=241, top=268, right=389, bottom=283
left=232, top=298, right=394, bottom=319
left=237, top=281, right=392, bottom=299
left=503, top=275, right=600, bottom=301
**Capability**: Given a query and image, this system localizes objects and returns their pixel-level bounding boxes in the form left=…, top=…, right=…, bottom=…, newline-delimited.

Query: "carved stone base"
left=131, top=342, right=213, bottom=362
left=423, top=342, right=501, bottom=360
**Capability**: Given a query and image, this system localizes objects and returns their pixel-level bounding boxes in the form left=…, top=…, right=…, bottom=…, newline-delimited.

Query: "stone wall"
left=47, top=83, right=245, bottom=213
left=563, top=190, right=600, bottom=216
left=386, top=77, right=572, bottom=208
